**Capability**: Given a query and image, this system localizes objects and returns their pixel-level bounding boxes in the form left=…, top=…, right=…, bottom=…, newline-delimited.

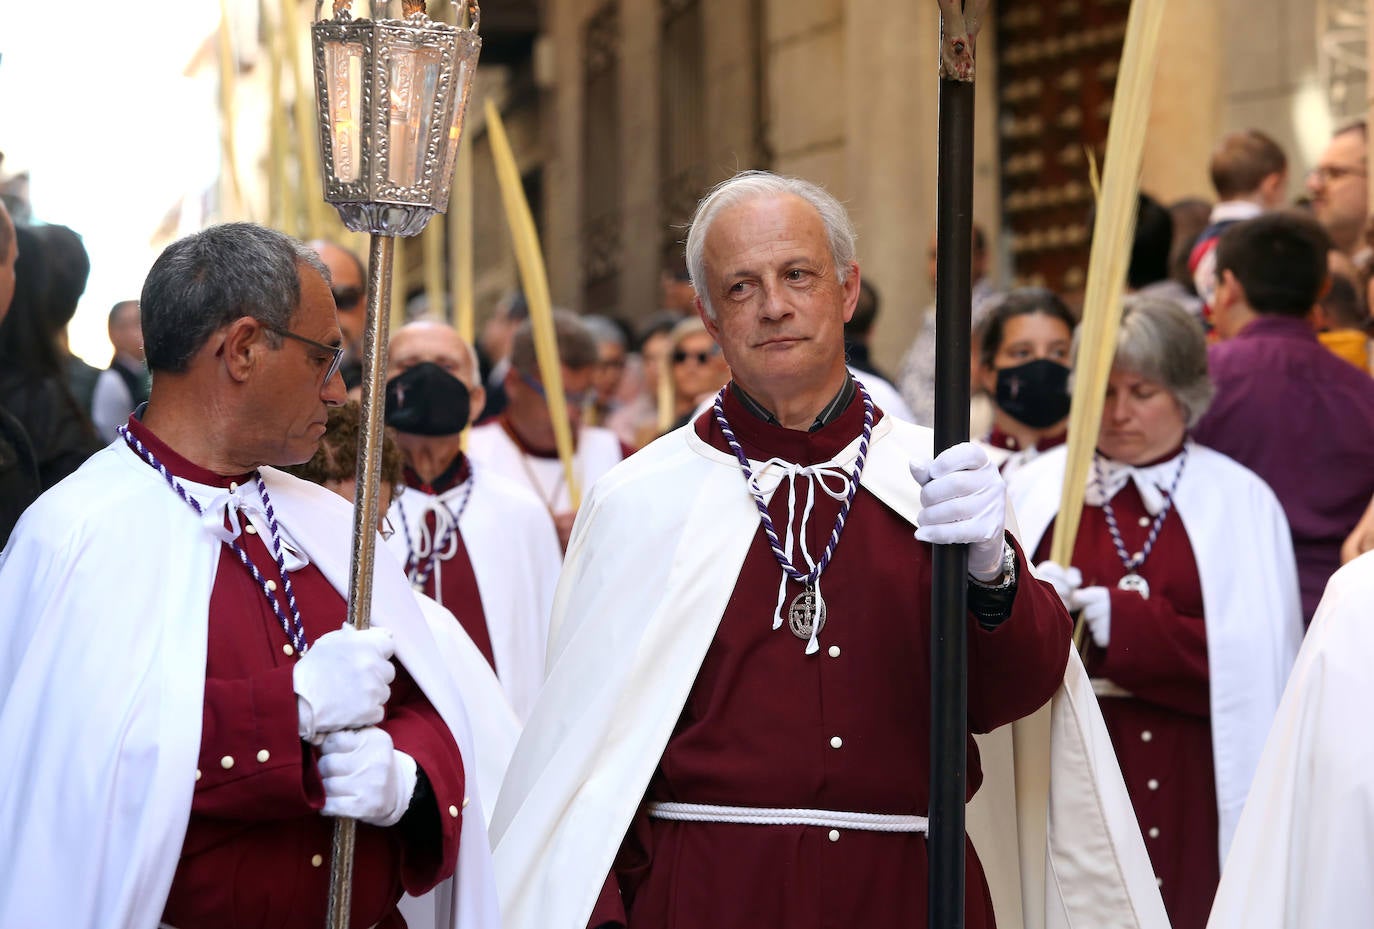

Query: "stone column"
left=618, top=0, right=662, bottom=320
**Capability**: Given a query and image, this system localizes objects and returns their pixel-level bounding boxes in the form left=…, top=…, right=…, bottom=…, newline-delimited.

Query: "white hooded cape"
left=491, top=417, right=1169, bottom=929
left=1206, top=552, right=1374, bottom=929
left=1007, top=442, right=1303, bottom=864
left=387, top=466, right=563, bottom=720
left=0, top=441, right=500, bottom=929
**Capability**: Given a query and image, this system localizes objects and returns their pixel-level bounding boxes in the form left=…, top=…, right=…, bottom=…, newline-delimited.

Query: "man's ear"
left=840, top=262, right=861, bottom=324
left=219, top=317, right=262, bottom=383
left=468, top=382, right=487, bottom=419
left=697, top=295, right=721, bottom=341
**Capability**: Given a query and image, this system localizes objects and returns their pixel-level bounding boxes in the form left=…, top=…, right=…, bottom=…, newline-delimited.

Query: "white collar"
left=1085, top=443, right=1190, bottom=516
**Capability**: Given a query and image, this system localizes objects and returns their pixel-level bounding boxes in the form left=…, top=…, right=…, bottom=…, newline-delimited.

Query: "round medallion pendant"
left=788, top=586, right=827, bottom=640
left=1117, top=573, right=1150, bottom=600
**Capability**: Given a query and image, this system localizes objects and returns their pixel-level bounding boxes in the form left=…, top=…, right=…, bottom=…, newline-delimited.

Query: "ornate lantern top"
left=312, top=0, right=481, bottom=236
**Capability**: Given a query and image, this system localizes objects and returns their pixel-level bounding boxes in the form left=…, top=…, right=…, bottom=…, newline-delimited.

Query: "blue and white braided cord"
left=118, top=424, right=309, bottom=655
left=396, top=467, right=476, bottom=589
left=1094, top=444, right=1189, bottom=575
left=712, top=383, right=874, bottom=652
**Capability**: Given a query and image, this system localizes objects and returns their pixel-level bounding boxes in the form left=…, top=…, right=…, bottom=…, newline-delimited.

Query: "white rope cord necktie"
left=751, top=459, right=853, bottom=648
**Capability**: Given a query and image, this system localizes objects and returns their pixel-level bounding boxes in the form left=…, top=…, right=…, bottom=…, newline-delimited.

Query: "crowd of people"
left=2, top=121, right=1374, bottom=929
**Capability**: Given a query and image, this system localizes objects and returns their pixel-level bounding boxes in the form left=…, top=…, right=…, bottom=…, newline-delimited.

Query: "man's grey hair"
left=141, top=223, right=330, bottom=374
left=684, top=170, right=857, bottom=320
left=1109, top=295, right=1215, bottom=427
left=581, top=314, right=626, bottom=350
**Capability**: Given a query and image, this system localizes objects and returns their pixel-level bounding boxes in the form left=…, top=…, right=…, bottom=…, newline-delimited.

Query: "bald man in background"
left=383, top=320, right=562, bottom=721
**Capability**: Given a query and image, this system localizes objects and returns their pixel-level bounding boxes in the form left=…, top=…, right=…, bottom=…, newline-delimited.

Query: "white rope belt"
left=647, top=801, right=929, bottom=834
left=1091, top=678, right=1134, bottom=699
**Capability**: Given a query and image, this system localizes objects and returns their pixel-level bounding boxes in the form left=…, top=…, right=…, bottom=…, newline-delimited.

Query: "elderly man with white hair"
left=490, top=171, right=1170, bottom=929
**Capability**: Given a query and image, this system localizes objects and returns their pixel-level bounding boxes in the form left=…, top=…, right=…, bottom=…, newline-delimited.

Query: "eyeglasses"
left=673, top=346, right=721, bottom=366
left=1309, top=164, right=1367, bottom=184
left=262, top=321, right=345, bottom=384
left=518, top=370, right=595, bottom=408
left=331, top=286, right=365, bottom=311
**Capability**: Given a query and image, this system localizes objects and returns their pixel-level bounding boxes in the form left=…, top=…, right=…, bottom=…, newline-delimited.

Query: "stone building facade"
left=460, top=0, right=1347, bottom=371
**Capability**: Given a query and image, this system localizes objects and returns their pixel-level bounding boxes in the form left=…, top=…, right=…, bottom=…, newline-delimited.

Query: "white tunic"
left=466, top=421, right=623, bottom=515
left=1207, top=552, right=1374, bottom=929
left=0, top=441, right=500, bottom=929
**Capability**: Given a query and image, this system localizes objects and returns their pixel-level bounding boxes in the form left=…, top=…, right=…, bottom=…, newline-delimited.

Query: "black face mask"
left=994, top=359, right=1071, bottom=429
left=385, top=362, right=472, bottom=436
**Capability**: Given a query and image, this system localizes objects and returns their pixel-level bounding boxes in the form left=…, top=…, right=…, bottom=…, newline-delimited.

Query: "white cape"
left=400, top=593, right=520, bottom=929
left=492, top=417, right=1168, bottom=929
left=1207, top=552, right=1374, bottom=929
left=388, top=466, right=563, bottom=720
left=0, top=442, right=500, bottom=929
left=1008, top=442, right=1303, bottom=864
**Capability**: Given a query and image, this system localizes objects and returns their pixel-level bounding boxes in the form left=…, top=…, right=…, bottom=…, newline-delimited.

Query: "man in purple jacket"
left=1193, top=211, right=1374, bottom=622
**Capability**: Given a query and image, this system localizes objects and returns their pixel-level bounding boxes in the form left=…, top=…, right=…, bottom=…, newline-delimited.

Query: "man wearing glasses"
left=0, top=223, right=497, bottom=929
left=1306, top=121, right=1369, bottom=260
left=467, top=310, right=626, bottom=551
left=310, top=238, right=369, bottom=392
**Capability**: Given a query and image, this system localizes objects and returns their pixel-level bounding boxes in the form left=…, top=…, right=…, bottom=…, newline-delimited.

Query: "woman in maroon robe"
left=1013, top=297, right=1301, bottom=929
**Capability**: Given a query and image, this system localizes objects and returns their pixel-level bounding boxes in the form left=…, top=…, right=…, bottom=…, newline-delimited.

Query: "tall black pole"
left=929, top=8, right=976, bottom=929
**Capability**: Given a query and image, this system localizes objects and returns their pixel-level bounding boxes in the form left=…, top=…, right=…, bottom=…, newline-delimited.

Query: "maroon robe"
left=1032, top=465, right=1217, bottom=929
left=125, top=419, right=465, bottom=929
left=604, top=386, right=1072, bottom=929
left=399, top=455, right=498, bottom=671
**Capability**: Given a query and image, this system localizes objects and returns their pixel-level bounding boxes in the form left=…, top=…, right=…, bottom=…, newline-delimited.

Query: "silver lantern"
left=312, top=0, right=481, bottom=236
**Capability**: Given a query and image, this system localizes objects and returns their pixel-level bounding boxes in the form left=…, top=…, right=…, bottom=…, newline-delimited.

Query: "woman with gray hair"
left=1006, top=296, right=1303, bottom=929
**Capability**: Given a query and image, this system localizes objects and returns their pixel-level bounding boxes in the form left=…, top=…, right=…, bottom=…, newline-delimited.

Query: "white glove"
left=910, top=442, right=1008, bottom=582
left=1070, top=586, right=1112, bottom=648
left=319, top=727, right=418, bottom=827
left=293, top=624, right=396, bottom=743
left=1034, top=561, right=1082, bottom=612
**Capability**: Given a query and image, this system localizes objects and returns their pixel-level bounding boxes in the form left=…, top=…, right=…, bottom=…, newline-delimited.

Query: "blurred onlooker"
left=581, top=314, right=629, bottom=425
left=1189, top=130, right=1288, bottom=315
left=606, top=311, right=679, bottom=450
left=476, top=291, right=529, bottom=421
left=1313, top=251, right=1370, bottom=370
left=1169, top=198, right=1212, bottom=299
left=0, top=224, right=101, bottom=491
left=666, top=317, right=731, bottom=430
left=844, top=278, right=915, bottom=422
left=0, top=200, right=39, bottom=548
left=1194, top=211, right=1374, bottom=622
left=660, top=256, right=697, bottom=316
left=91, top=300, right=150, bottom=440
left=845, top=279, right=890, bottom=383
left=308, top=239, right=368, bottom=391
left=897, top=224, right=1000, bottom=425
left=32, top=223, right=100, bottom=415
left=1128, top=193, right=1199, bottom=314
left=1307, top=121, right=1369, bottom=260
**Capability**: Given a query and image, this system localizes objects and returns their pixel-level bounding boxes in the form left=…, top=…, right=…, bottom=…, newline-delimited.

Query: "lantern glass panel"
left=387, top=41, right=443, bottom=188
left=436, top=54, right=476, bottom=210
left=324, top=39, right=366, bottom=184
